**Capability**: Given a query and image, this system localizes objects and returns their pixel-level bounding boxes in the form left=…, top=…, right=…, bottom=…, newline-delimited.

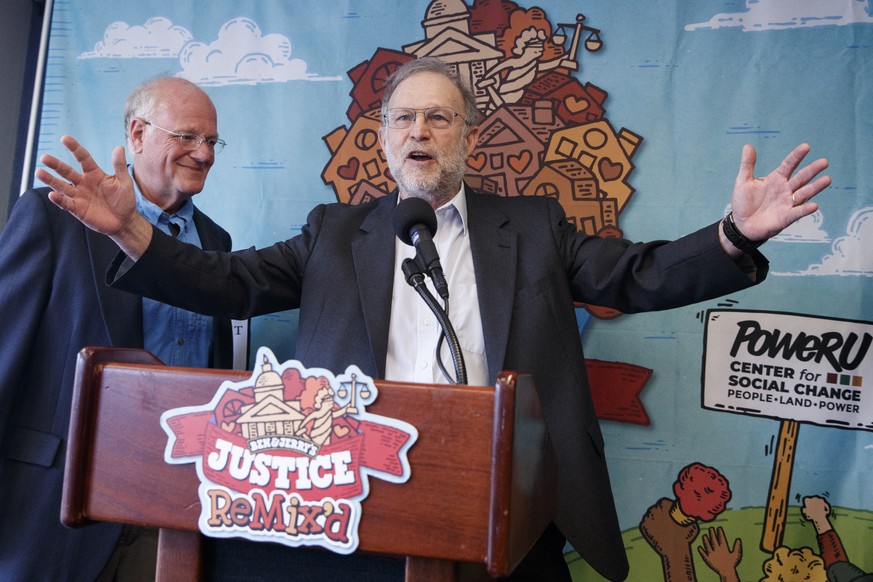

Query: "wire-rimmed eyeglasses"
left=383, top=107, right=467, bottom=130
left=142, top=120, right=227, bottom=154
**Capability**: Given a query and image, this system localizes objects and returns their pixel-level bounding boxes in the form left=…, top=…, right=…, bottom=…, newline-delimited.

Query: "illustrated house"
left=345, top=48, right=415, bottom=121
left=542, top=119, right=642, bottom=213
left=322, top=110, right=393, bottom=204
left=523, top=158, right=619, bottom=236
left=402, top=0, right=503, bottom=113
left=237, top=358, right=305, bottom=441
left=467, top=103, right=563, bottom=197
left=347, top=180, right=390, bottom=206
left=520, top=71, right=608, bottom=125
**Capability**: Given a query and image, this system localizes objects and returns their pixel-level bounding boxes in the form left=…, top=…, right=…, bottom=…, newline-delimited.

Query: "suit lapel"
left=193, top=208, right=224, bottom=252
left=85, top=228, right=143, bottom=347
left=352, top=193, right=398, bottom=378
left=466, top=190, right=517, bottom=382
left=348, top=190, right=518, bottom=381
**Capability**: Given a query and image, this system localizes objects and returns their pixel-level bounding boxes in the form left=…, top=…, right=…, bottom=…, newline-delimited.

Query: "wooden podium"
left=62, top=347, right=556, bottom=581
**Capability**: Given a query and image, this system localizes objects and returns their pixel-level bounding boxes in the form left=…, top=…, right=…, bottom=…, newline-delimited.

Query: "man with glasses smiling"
left=37, top=57, right=830, bottom=581
left=0, top=76, right=235, bottom=581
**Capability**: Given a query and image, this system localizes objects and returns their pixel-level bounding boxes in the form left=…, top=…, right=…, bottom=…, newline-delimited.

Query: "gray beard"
left=387, top=141, right=469, bottom=207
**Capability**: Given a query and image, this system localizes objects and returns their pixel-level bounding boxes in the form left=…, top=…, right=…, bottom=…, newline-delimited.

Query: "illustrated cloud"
left=791, top=206, right=873, bottom=276
left=79, top=16, right=341, bottom=86
left=771, top=209, right=830, bottom=243
left=686, top=0, right=873, bottom=32
left=177, top=17, right=341, bottom=86
left=79, top=17, right=193, bottom=58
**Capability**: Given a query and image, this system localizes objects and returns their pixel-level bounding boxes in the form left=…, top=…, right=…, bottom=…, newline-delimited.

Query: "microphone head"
left=391, top=196, right=438, bottom=246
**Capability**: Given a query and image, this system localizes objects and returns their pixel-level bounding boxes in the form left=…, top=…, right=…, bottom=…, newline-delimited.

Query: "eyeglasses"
left=384, top=107, right=466, bottom=130
left=142, top=120, right=226, bottom=154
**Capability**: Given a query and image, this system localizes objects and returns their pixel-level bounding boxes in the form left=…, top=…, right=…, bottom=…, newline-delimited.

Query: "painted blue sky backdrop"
left=33, top=0, right=873, bottom=532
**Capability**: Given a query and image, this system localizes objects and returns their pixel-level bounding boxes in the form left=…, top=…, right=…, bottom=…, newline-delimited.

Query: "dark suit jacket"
left=109, top=188, right=765, bottom=581
left=0, top=188, right=234, bottom=581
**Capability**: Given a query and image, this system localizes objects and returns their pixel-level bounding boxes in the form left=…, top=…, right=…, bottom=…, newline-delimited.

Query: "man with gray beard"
left=37, top=57, right=830, bottom=581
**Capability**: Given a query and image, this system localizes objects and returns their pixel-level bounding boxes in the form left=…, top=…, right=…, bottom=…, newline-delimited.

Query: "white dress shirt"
left=385, top=186, right=488, bottom=386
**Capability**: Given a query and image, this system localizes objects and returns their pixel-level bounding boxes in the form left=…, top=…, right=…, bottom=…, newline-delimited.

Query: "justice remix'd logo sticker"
left=160, top=346, right=418, bottom=554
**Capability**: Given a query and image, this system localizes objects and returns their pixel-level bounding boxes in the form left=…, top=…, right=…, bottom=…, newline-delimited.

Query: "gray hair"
left=380, top=57, right=480, bottom=134
left=123, top=76, right=204, bottom=144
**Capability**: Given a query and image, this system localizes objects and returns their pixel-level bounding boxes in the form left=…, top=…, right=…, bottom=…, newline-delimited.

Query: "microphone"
left=391, top=197, right=449, bottom=299
left=400, top=257, right=467, bottom=385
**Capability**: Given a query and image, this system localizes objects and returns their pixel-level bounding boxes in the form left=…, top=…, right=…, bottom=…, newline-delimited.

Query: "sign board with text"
left=702, top=310, right=873, bottom=431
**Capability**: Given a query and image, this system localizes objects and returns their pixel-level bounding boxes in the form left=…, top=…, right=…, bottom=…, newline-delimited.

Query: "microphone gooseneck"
left=401, top=258, right=466, bottom=384
left=393, top=200, right=467, bottom=385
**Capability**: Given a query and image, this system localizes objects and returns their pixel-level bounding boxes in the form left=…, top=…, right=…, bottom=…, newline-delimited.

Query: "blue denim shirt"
left=131, top=165, right=212, bottom=367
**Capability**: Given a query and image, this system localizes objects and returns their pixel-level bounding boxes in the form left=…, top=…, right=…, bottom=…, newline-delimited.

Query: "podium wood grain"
left=63, top=347, right=555, bottom=580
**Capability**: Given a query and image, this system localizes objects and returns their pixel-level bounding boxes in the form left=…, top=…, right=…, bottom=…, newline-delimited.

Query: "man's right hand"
left=36, top=135, right=153, bottom=259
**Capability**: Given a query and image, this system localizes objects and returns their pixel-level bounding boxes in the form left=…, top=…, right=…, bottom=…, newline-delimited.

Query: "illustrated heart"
left=338, top=157, right=360, bottom=180
left=333, top=425, right=350, bottom=438
left=508, top=150, right=532, bottom=174
left=598, top=157, right=623, bottom=181
left=564, top=95, right=590, bottom=114
left=467, top=152, right=487, bottom=172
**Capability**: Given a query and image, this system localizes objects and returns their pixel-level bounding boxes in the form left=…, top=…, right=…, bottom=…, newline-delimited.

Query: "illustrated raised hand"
left=697, top=526, right=742, bottom=582
left=801, top=495, right=833, bottom=534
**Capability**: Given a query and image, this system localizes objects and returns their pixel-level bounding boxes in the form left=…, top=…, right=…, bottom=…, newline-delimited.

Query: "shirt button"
left=423, top=317, right=431, bottom=325
left=419, top=361, right=428, bottom=369
left=177, top=338, right=184, bottom=345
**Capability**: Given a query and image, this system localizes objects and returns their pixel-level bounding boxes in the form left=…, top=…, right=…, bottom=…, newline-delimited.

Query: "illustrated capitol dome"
left=236, top=356, right=306, bottom=445
left=423, top=0, right=470, bottom=30
left=253, top=355, right=284, bottom=403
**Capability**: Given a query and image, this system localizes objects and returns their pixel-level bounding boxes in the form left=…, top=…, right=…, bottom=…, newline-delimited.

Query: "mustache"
left=401, top=144, right=438, bottom=159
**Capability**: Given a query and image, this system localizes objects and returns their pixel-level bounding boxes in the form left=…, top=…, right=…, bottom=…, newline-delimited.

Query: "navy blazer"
left=109, top=188, right=765, bottom=581
left=0, top=188, right=234, bottom=581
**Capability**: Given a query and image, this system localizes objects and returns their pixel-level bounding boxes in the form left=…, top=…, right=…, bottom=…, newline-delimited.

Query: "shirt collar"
left=130, top=164, right=195, bottom=227
left=435, top=183, right=468, bottom=235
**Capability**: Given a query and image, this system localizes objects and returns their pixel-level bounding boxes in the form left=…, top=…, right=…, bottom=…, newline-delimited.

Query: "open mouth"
left=407, top=151, right=434, bottom=162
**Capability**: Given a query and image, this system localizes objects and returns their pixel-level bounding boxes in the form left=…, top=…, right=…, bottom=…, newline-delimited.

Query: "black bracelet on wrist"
left=722, top=212, right=764, bottom=253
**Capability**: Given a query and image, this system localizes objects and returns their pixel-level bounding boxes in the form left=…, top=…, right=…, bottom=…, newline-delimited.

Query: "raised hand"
left=37, top=135, right=153, bottom=258
left=697, top=526, right=742, bottom=582
left=801, top=495, right=833, bottom=534
left=36, top=135, right=136, bottom=235
left=729, top=143, right=831, bottom=242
